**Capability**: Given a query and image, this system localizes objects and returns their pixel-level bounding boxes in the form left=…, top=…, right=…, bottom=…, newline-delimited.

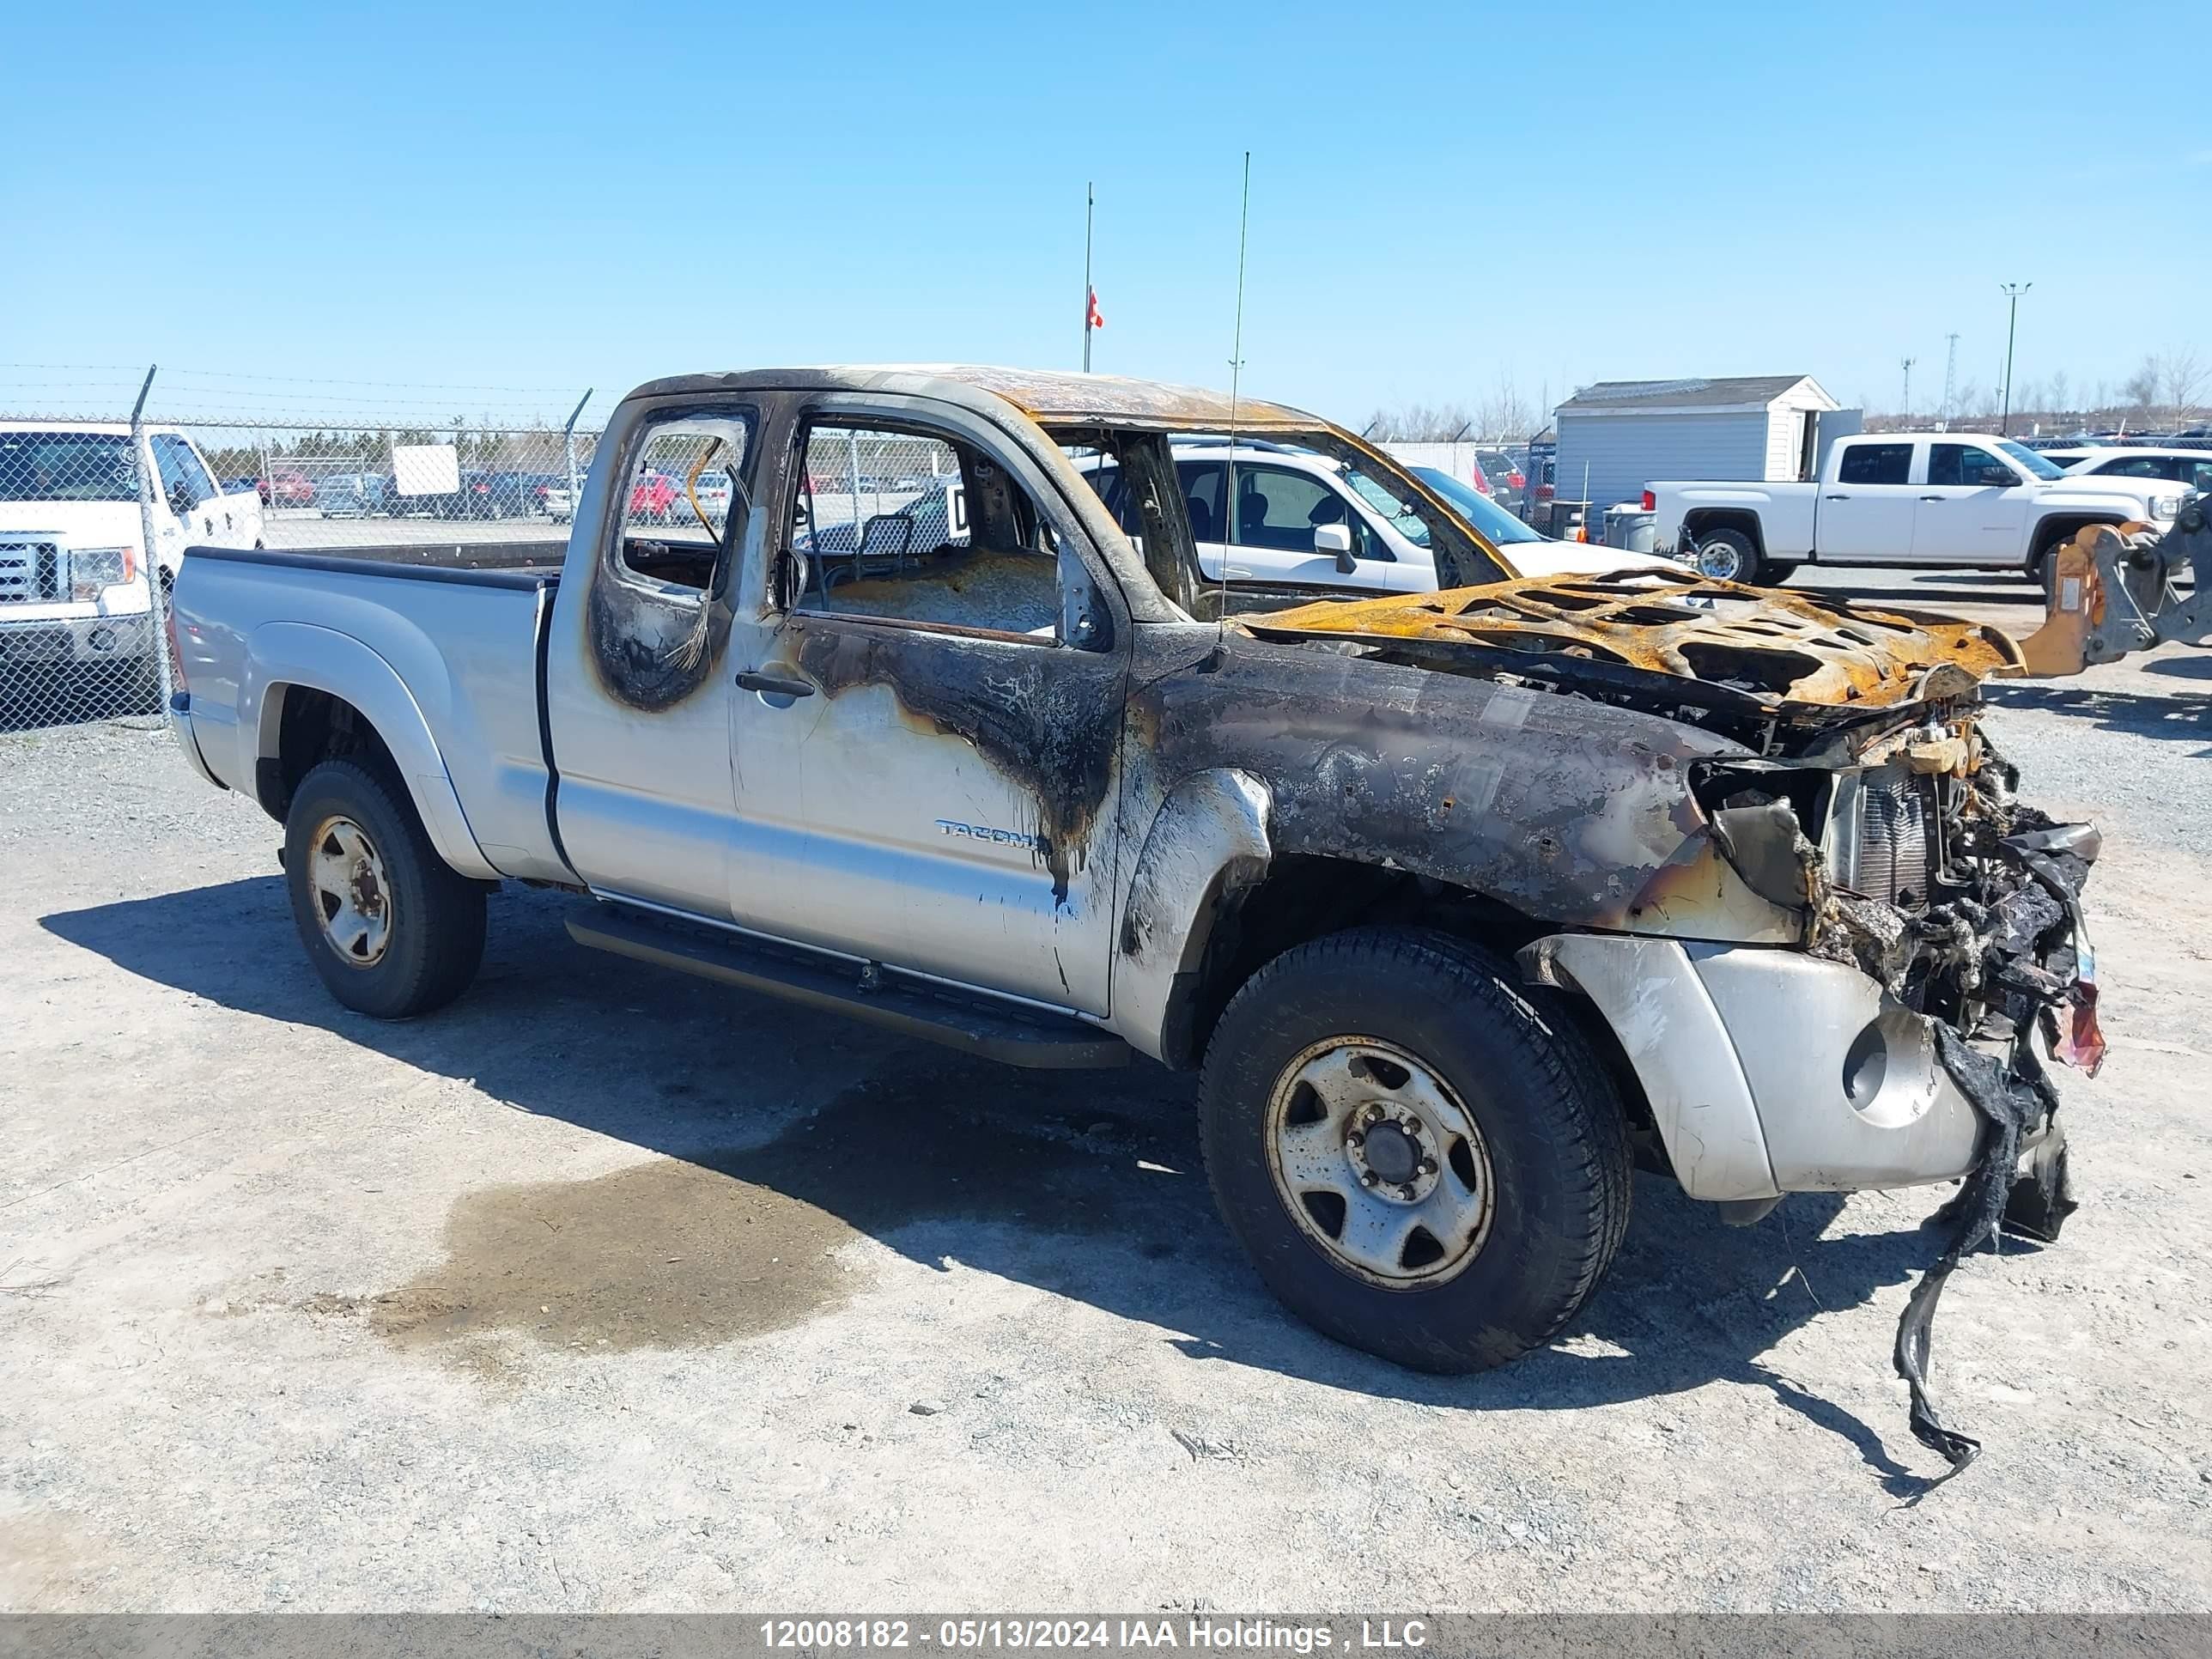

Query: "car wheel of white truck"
left=283, top=758, right=486, bottom=1019
left=1692, top=527, right=1762, bottom=584
left=1197, top=927, right=1632, bottom=1372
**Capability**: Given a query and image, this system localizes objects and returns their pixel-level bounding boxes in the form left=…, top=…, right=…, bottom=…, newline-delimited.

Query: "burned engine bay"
left=1249, top=570, right=2107, bottom=1480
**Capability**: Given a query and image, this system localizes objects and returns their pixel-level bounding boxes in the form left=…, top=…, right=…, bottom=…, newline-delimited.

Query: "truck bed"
left=172, top=543, right=568, bottom=884
left=203, top=541, right=566, bottom=581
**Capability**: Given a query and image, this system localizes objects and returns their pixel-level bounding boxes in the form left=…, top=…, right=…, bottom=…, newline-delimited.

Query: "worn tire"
left=283, top=758, right=487, bottom=1019
left=1694, top=526, right=1763, bottom=584
left=2029, top=526, right=2087, bottom=600
left=1197, top=927, right=1632, bottom=1373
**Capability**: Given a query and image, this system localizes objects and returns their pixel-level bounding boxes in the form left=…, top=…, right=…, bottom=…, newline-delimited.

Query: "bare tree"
left=2046, top=370, right=2071, bottom=416
left=2160, top=347, right=2206, bottom=424
left=2122, top=356, right=2160, bottom=410
left=1474, top=372, right=1537, bottom=440
left=1361, top=402, right=1477, bottom=442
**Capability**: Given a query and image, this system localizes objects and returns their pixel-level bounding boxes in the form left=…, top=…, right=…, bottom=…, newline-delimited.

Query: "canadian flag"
left=1086, top=287, right=1105, bottom=331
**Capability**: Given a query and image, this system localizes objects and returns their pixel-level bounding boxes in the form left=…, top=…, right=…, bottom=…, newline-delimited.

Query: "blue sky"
left=8, top=0, right=2208, bottom=429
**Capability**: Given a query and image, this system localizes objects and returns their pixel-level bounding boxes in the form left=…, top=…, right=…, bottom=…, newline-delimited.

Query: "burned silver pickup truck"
left=166, top=367, right=2102, bottom=1469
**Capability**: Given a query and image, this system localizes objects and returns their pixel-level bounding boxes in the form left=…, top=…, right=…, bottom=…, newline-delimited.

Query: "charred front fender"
left=1108, top=766, right=1273, bottom=1064
left=1134, top=634, right=1802, bottom=946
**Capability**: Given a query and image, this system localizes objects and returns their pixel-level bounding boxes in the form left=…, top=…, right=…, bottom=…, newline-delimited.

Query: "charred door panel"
left=724, top=614, right=1126, bottom=1012
left=543, top=406, right=755, bottom=913
left=719, top=393, right=1136, bottom=1016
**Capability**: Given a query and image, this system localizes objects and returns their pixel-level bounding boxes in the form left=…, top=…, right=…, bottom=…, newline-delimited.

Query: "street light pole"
left=1999, top=282, right=2031, bottom=435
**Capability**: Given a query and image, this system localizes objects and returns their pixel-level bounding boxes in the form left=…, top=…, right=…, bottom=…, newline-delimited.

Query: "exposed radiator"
left=1847, top=766, right=1934, bottom=908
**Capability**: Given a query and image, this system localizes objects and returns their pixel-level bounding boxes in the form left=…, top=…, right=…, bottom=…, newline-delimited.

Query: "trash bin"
left=1603, top=505, right=1656, bottom=553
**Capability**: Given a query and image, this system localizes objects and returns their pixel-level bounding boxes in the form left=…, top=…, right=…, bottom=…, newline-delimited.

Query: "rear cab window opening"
left=614, top=414, right=753, bottom=594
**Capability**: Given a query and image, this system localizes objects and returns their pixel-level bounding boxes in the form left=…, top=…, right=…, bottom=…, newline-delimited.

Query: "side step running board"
left=565, top=905, right=1131, bottom=1071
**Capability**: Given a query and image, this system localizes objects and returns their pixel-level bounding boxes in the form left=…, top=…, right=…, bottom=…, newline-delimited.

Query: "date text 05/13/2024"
left=759, top=1620, right=1430, bottom=1652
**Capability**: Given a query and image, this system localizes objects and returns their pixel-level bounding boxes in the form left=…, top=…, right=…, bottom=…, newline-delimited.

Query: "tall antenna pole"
left=1941, top=333, right=1959, bottom=428
left=1083, top=181, right=1095, bottom=373
left=1999, top=282, right=2031, bottom=435
left=1218, top=149, right=1251, bottom=623
left=1899, top=356, right=1916, bottom=417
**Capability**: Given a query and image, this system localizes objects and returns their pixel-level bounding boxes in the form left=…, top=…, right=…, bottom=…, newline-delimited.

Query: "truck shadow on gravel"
left=46, top=875, right=1965, bottom=1488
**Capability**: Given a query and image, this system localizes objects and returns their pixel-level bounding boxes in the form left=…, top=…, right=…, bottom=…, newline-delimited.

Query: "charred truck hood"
left=1234, top=568, right=2102, bottom=1480
left=1240, top=567, right=2029, bottom=756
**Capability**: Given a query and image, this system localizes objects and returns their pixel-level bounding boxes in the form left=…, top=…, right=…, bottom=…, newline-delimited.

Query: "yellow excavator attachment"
left=2015, top=507, right=2210, bottom=674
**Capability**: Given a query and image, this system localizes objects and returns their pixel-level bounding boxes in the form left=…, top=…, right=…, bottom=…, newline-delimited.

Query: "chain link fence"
left=0, top=416, right=173, bottom=732
left=1, top=364, right=616, bottom=736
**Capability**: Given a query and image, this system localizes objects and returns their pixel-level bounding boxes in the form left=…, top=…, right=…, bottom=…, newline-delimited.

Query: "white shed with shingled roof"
left=1552, top=374, right=1842, bottom=514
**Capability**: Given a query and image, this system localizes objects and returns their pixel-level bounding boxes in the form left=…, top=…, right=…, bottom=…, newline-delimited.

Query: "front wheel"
left=1197, top=927, right=1632, bottom=1373
left=2028, top=526, right=2096, bottom=601
left=283, top=758, right=487, bottom=1018
left=1692, top=526, right=1763, bottom=584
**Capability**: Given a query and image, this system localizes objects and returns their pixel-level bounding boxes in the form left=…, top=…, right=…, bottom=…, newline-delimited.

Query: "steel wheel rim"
left=1265, top=1036, right=1495, bottom=1288
left=1694, top=539, right=1744, bottom=580
left=308, top=814, right=395, bottom=968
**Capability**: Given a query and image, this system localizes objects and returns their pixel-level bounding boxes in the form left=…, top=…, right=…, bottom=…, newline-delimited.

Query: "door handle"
left=736, top=670, right=816, bottom=699
left=1822, top=493, right=1850, bottom=501
left=1918, top=495, right=1945, bottom=502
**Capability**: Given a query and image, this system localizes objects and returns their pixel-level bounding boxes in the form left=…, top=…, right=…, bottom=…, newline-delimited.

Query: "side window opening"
left=792, top=422, right=1079, bottom=643
left=617, top=416, right=750, bottom=594
left=1838, top=442, right=1912, bottom=486
left=1929, top=445, right=2014, bottom=489
left=153, top=434, right=216, bottom=513
left=1176, top=460, right=1225, bottom=545
left=1231, top=464, right=1376, bottom=558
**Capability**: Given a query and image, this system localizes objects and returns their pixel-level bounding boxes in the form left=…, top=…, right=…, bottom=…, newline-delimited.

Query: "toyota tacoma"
left=165, top=368, right=2103, bottom=1472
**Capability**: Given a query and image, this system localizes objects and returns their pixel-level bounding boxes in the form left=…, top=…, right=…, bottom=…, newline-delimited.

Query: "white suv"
left=1084, top=439, right=1674, bottom=598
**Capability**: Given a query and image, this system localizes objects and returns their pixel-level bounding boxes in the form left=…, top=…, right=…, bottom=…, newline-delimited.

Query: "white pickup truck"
left=1650, top=432, right=2187, bottom=586
left=1, top=420, right=263, bottom=678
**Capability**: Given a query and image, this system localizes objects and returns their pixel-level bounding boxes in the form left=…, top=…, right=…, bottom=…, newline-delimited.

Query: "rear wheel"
left=1692, top=526, right=1763, bottom=584
left=1197, top=927, right=1632, bottom=1373
left=283, top=758, right=486, bottom=1018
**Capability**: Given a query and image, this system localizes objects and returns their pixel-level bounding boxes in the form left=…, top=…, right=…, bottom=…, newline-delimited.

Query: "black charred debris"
left=1826, top=779, right=2100, bottom=1486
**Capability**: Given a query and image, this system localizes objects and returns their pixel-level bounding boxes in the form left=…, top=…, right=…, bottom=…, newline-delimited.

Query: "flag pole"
left=1082, top=181, right=1094, bottom=372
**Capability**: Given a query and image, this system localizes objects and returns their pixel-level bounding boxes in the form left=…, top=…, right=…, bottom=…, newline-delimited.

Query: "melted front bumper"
left=1521, top=934, right=2051, bottom=1200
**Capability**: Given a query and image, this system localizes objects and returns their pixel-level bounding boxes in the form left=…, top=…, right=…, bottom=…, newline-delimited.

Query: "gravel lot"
left=3, top=582, right=2209, bottom=1613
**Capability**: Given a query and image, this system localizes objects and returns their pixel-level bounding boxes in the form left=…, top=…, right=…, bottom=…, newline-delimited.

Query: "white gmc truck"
left=1650, top=431, right=2186, bottom=586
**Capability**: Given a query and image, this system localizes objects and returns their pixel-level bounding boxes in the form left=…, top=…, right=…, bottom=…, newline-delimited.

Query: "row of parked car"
left=225, top=468, right=575, bottom=521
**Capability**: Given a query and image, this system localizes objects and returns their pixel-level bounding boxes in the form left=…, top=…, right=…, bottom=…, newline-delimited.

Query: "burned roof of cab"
left=624, top=366, right=1323, bottom=433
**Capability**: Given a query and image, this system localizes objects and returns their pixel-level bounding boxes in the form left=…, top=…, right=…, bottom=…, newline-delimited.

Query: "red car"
left=261, top=469, right=314, bottom=507
left=629, top=471, right=678, bottom=523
